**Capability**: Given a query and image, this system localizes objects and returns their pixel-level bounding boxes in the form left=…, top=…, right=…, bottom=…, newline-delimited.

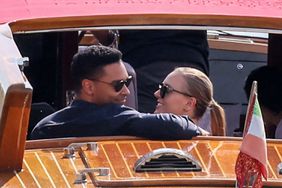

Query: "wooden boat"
left=0, top=136, right=282, bottom=187
left=1, top=0, right=282, bottom=187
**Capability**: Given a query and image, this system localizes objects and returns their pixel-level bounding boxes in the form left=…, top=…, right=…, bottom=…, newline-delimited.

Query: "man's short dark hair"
left=244, top=66, right=282, bottom=114
left=71, top=45, right=122, bottom=92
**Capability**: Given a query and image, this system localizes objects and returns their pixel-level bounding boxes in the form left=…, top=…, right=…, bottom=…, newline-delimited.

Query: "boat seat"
left=27, top=102, right=55, bottom=140
left=221, top=103, right=242, bottom=136
left=124, top=62, right=138, bottom=110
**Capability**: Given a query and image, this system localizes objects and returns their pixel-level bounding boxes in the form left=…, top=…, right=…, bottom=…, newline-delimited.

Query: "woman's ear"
left=184, top=97, right=197, bottom=112
left=81, top=79, right=95, bottom=95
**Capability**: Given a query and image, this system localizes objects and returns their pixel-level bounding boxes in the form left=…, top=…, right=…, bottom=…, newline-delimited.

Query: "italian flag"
left=235, top=81, right=268, bottom=188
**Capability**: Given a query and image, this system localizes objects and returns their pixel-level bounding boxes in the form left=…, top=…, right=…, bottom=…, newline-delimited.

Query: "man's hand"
left=197, top=126, right=210, bottom=136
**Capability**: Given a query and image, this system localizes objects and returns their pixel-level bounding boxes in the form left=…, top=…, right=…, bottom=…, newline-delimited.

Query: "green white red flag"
left=235, top=81, right=268, bottom=188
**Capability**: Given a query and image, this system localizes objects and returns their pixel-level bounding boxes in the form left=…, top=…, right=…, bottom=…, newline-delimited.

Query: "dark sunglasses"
left=89, top=75, right=132, bottom=92
left=159, top=83, right=193, bottom=98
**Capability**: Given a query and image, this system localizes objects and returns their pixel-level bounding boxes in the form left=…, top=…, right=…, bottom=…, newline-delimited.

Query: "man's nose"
left=121, top=85, right=130, bottom=95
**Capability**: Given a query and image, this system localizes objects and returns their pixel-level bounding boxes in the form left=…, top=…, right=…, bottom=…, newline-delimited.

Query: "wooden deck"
left=1, top=137, right=282, bottom=187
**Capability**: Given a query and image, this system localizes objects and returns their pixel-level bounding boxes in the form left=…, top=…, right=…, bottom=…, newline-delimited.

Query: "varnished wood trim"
left=14, top=170, right=26, bottom=188
left=26, top=136, right=282, bottom=150
left=2, top=139, right=282, bottom=187
left=274, top=146, right=282, bottom=161
left=35, top=152, right=56, bottom=187
left=95, top=177, right=236, bottom=187
left=50, top=152, right=71, bottom=188
left=208, top=38, right=268, bottom=54
left=9, top=14, right=282, bottom=33
left=23, top=159, right=42, bottom=187
left=208, top=142, right=225, bottom=177
left=116, top=143, right=134, bottom=178
left=193, top=142, right=209, bottom=174
left=0, top=85, right=32, bottom=171
left=100, top=144, right=118, bottom=178
left=267, top=160, right=277, bottom=179
left=26, top=136, right=142, bottom=149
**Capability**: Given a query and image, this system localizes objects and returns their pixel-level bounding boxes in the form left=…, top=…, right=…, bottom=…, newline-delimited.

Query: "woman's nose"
left=154, top=89, right=160, bottom=98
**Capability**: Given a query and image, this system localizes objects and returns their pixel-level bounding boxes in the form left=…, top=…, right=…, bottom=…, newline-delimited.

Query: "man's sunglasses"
left=159, top=83, right=193, bottom=98
left=89, top=75, right=132, bottom=92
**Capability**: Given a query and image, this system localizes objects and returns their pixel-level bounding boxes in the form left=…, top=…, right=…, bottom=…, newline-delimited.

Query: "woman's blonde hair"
left=174, top=67, right=226, bottom=136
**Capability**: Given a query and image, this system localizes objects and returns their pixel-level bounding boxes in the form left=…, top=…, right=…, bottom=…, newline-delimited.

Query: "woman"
left=154, top=67, right=226, bottom=136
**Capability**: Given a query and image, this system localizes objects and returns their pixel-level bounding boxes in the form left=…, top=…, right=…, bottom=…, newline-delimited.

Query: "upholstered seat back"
left=124, top=62, right=138, bottom=110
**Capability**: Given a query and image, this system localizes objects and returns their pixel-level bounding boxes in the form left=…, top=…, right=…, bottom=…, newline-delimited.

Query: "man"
left=30, top=45, right=207, bottom=140
left=244, top=66, right=282, bottom=138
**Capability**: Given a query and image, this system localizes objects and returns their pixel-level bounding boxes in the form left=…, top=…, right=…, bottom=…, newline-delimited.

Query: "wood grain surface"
left=1, top=1, right=282, bottom=32
left=1, top=138, right=282, bottom=187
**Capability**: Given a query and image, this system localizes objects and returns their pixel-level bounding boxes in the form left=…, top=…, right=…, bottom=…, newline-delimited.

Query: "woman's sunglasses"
left=159, top=83, right=193, bottom=98
left=89, top=75, right=132, bottom=92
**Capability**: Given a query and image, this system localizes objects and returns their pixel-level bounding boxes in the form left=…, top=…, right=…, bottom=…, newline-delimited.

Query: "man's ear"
left=81, top=79, right=95, bottom=95
left=184, top=97, right=197, bottom=112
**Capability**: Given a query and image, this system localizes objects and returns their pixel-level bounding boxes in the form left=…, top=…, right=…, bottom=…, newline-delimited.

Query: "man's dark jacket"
left=30, top=100, right=200, bottom=140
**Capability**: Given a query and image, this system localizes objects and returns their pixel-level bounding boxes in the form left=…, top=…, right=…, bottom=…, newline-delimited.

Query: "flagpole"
left=243, top=81, right=257, bottom=137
